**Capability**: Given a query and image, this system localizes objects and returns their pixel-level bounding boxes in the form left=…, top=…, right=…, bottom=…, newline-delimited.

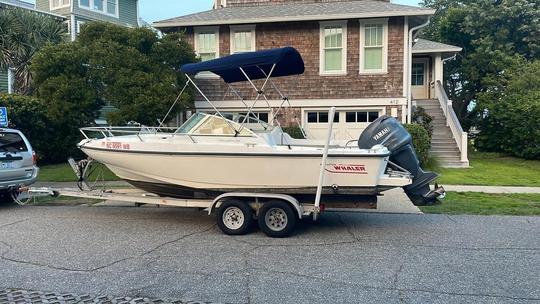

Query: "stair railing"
left=435, top=81, right=468, bottom=164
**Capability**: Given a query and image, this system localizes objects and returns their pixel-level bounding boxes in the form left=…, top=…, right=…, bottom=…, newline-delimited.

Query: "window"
left=79, top=0, right=118, bottom=16
left=195, top=27, right=219, bottom=62
left=106, top=0, right=116, bottom=15
left=307, top=112, right=339, bottom=124
left=411, top=62, right=425, bottom=86
left=360, top=19, right=388, bottom=74
left=0, top=132, right=28, bottom=153
left=345, top=111, right=380, bottom=123
left=320, top=21, right=347, bottom=75
left=51, top=0, right=70, bottom=9
left=230, top=25, right=255, bottom=54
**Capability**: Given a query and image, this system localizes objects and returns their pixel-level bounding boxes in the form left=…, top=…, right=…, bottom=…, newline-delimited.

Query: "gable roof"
left=412, top=38, right=462, bottom=54
left=154, top=1, right=435, bottom=28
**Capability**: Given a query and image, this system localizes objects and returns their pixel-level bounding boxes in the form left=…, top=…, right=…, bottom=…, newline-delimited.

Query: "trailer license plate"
left=0, top=162, right=13, bottom=169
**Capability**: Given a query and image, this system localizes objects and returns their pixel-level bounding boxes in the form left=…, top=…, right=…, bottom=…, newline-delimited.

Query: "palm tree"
left=0, top=7, right=67, bottom=94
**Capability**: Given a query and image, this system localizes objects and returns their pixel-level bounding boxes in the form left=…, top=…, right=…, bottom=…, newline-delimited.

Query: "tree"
left=33, top=22, right=197, bottom=126
left=475, top=60, right=540, bottom=159
left=420, top=0, right=540, bottom=129
left=30, top=22, right=197, bottom=163
left=0, top=7, right=67, bottom=94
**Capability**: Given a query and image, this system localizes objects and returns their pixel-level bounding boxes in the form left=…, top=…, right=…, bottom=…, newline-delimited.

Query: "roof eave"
left=153, top=9, right=436, bottom=28
left=412, top=47, right=462, bottom=54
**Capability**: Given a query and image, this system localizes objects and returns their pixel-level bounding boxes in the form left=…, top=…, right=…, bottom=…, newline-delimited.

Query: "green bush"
left=282, top=126, right=305, bottom=139
left=412, top=106, right=434, bottom=138
left=404, top=123, right=431, bottom=165
left=475, top=60, right=540, bottom=159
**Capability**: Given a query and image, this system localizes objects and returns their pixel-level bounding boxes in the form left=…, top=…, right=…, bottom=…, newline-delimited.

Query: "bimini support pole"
left=185, top=74, right=238, bottom=133
left=313, top=106, right=336, bottom=221
left=237, top=64, right=276, bottom=134
left=159, top=80, right=189, bottom=128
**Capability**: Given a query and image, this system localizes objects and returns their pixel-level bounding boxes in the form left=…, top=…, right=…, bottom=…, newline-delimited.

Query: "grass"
left=420, top=192, right=540, bottom=216
left=434, top=152, right=540, bottom=187
left=38, top=163, right=120, bottom=182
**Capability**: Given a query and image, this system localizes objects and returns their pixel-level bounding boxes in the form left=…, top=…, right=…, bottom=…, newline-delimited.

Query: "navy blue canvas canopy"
left=181, top=47, right=304, bottom=83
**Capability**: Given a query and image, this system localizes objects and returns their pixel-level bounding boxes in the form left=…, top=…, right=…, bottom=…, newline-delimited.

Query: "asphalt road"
left=0, top=203, right=538, bottom=304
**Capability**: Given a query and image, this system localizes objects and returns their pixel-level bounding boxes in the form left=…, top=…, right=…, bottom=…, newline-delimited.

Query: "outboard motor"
left=358, top=115, right=444, bottom=206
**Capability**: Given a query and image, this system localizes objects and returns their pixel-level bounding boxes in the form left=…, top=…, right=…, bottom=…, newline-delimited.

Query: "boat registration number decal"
left=326, top=164, right=367, bottom=174
left=102, top=141, right=131, bottom=150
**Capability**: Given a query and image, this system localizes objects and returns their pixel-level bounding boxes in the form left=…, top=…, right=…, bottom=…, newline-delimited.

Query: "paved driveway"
left=0, top=203, right=538, bottom=304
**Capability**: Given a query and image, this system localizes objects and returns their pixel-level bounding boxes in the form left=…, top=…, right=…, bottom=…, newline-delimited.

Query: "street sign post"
left=0, top=107, right=7, bottom=127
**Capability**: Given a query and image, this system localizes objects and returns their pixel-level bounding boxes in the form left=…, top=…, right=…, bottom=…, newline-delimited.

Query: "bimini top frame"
left=176, top=47, right=306, bottom=136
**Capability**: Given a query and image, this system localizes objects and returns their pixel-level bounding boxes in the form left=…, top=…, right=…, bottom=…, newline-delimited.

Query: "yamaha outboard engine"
left=358, top=115, right=444, bottom=206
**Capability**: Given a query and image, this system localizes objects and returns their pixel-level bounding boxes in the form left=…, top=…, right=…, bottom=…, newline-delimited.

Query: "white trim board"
left=195, top=98, right=407, bottom=109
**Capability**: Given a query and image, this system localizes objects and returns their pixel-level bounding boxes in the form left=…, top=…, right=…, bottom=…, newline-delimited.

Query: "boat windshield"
left=176, top=113, right=254, bottom=136
left=176, top=112, right=205, bottom=134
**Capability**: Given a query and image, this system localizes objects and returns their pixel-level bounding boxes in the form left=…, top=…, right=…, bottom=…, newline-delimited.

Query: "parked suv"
left=0, top=128, right=39, bottom=202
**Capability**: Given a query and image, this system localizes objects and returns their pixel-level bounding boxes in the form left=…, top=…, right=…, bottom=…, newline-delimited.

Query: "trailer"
left=23, top=186, right=376, bottom=238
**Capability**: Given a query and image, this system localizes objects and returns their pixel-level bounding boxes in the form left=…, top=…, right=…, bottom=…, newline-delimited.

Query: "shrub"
left=475, top=60, right=540, bottom=159
left=412, top=106, right=434, bottom=138
left=404, top=123, right=431, bottom=165
left=282, top=126, right=305, bottom=139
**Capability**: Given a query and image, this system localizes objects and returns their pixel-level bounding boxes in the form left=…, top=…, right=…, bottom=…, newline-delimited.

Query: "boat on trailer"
left=70, top=47, right=444, bottom=237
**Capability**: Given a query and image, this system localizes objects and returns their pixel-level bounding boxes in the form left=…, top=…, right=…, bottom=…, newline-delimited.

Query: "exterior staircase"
left=415, top=98, right=469, bottom=168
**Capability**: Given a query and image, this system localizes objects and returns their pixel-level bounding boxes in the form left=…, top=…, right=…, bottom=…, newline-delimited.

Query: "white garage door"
left=304, top=109, right=383, bottom=140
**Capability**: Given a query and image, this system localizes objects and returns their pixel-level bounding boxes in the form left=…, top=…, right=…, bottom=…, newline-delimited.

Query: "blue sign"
left=0, top=107, right=8, bottom=127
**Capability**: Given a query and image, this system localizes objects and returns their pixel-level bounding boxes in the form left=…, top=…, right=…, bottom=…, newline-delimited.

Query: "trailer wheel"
left=217, top=200, right=253, bottom=235
left=258, top=200, right=297, bottom=238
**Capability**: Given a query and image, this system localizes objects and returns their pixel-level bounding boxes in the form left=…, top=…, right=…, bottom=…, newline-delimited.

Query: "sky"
left=24, top=0, right=422, bottom=23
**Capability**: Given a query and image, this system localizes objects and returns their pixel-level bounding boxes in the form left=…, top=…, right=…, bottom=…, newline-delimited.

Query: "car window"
left=0, top=132, right=28, bottom=153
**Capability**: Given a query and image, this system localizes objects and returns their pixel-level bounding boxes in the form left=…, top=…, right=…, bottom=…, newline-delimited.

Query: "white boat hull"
left=80, top=136, right=410, bottom=198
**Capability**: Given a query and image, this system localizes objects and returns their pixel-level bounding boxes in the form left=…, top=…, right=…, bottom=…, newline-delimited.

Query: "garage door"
left=304, top=109, right=382, bottom=140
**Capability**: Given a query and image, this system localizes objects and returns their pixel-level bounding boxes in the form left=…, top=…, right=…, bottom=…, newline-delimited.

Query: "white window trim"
left=229, top=24, right=256, bottom=54
left=359, top=18, right=389, bottom=75
left=194, top=26, right=220, bottom=79
left=50, top=0, right=70, bottom=10
left=78, top=0, right=119, bottom=18
left=319, top=20, right=348, bottom=76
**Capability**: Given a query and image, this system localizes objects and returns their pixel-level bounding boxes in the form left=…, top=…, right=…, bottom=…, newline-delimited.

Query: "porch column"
left=7, top=68, right=14, bottom=94
left=434, top=53, right=443, bottom=98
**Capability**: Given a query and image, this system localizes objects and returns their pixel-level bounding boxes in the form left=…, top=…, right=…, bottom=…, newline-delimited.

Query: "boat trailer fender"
left=209, top=192, right=304, bottom=219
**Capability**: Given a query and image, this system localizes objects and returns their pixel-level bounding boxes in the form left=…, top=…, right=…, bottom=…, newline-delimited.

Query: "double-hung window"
left=51, top=0, right=70, bottom=9
left=230, top=25, right=255, bottom=54
left=195, top=27, right=220, bottom=78
left=79, top=0, right=118, bottom=17
left=360, top=19, right=388, bottom=74
left=319, top=21, right=347, bottom=75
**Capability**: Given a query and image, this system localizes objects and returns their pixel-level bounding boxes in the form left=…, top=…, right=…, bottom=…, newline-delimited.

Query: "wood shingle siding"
left=183, top=17, right=404, bottom=102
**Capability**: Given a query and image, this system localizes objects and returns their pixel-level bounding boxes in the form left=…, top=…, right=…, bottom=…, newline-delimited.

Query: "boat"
left=77, top=47, right=443, bottom=206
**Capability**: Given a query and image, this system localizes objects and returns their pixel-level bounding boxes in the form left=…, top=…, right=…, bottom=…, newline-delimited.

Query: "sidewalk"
left=443, top=185, right=540, bottom=194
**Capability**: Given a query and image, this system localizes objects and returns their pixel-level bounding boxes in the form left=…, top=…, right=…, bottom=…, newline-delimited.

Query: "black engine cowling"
left=358, top=115, right=444, bottom=206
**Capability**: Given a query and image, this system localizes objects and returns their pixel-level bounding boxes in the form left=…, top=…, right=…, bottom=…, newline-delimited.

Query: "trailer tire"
left=258, top=200, right=297, bottom=238
left=217, top=199, right=253, bottom=235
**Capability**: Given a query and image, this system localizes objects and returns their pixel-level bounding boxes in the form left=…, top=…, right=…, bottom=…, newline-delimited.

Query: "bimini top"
left=181, top=47, right=304, bottom=83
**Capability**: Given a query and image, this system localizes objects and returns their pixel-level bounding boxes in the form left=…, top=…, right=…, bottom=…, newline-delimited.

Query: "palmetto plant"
left=0, top=7, right=67, bottom=94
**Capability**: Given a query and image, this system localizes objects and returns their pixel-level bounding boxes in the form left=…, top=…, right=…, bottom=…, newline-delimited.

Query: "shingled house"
left=154, top=0, right=468, bottom=167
